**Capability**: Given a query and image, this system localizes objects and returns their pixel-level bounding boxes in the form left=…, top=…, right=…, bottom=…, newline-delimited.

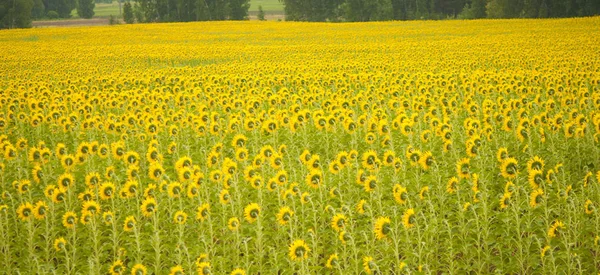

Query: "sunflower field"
left=1, top=18, right=600, bottom=274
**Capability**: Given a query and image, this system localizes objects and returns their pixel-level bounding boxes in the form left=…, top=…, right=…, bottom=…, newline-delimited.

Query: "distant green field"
left=70, top=0, right=282, bottom=18
left=249, top=0, right=283, bottom=12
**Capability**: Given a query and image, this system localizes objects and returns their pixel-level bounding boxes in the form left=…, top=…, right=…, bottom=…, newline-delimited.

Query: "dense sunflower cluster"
left=0, top=18, right=600, bottom=274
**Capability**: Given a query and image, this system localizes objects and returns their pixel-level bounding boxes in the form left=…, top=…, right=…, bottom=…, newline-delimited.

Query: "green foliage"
left=282, top=0, right=343, bottom=21
left=77, top=0, right=95, bottom=18
left=229, top=0, right=250, bottom=20
left=31, top=0, right=44, bottom=18
left=279, top=0, right=600, bottom=21
left=46, top=9, right=58, bottom=17
left=0, top=0, right=34, bottom=28
left=123, top=1, right=133, bottom=22
left=257, top=4, right=265, bottom=20
left=48, top=0, right=76, bottom=18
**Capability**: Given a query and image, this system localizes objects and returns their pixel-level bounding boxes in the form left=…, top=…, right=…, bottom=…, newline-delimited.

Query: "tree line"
left=0, top=0, right=249, bottom=28
left=1, top=0, right=599, bottom=29
left=282, top=0, right=600, bottom=21
left=1, top=0, right=94, bottom=28
left=128, top=0, right=250, bottom=23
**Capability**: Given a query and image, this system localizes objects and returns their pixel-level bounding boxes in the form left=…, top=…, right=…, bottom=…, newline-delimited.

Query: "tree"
left=229, top=0, right=249, bottom=20
left=31, top=0, right=45, bottom=18
left=0, top=0, right=34, bottom=28
left=257, top=4, right=265, bottom=20
left=123, top=1, right=134, bottom=22
left=47, top=0, right=76, bottom=18
left=77, top=0, right=94, bottom=18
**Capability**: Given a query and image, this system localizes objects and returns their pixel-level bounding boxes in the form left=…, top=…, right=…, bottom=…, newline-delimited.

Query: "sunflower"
left=141, top=197, right=157, bottom=217
left=16, top=202, right=33, bottom=221
left=54, top=237, right=67, bottom=252
left=105, top=166, right=116, bottom=180
left=306, top=155, right=321, bottom=170
left=299, top=149, right=311, bottom=165
left=131, top=264, right=147, bottom=275
left=500, top=157, right=519, bottom=179
left=584, top=200, right=595, bottom=215
left=32, top=165, right=42, bottom=183
left=364, top=175, right=377, bottom=192
left=123, top=216, right=136, bottom=232
left=456, top=158, right=470, bottom=179
left=196, top=262, right=211, bottom=275
left=98, top=144, right=109, bottom=158
left=243, top=203, right=260, bottom=223
left=528, top=169, right=544, bottom=189
left=527, top=156, right=545, bottom=173
left=419, top=151, right=434, bottom=170
left=270, top=154, right=284, bottom=170
left=57, top=173, right=75, bottom=192
left=500, top=192, right=511, bottom=209
left=361, top=150, right=379, bottom=170
left=222, top=158, right=238, bottom=176
left=443, top=140, right=453, bottom=153
left=496, top=147, right=509, bottom=162
left=548, top=220, right=565, bottom=238
left=167, top=182, right=182, bottom=198
left=230, top=268, right=246, bottom=275
left=97, top=182, right=115, bottom=200
left=363, top=256, right=376, bottom=274
left=446, top=177, right=459, bottom=194
left=84, top=172, right=101, bottom=189
left=328, top=160, right=342, bottom=174
left=407, top=149, right=421, bottom=167
left=62, top=211, right=77, bottom=228
left=103, top=211, right=114, bottom=225
left=28, top=147, right=41, bottom=163
left=82, top=200, right=100, bottom=215
left=288, top=239, right=310, bottom=261
left=374, top=217, right=391, bottom=240
left=540, top=245, right=551, bottom=258
left=219, top=189, right=231, bottom=205
left=393, top=184, right=408, bottom=205
left=78, top=189, right=94, bottom=202
left=3, top=145, right=17, bottom=160
left=196, top=203, right=210, bottom=222
left=122, top=180, right=139, bottom=198
left=260, top=145, right=275, bottom=159
left=325, top=253, right=338, bottom=269
left=109, top=260, right=125, bottom=275
left=127, top=166, right=140, bottom=181
left=300, top=192, right=311, bottom=204
left=111, top=142, right=125, bottom=160
left=249, top=175, right=263, bottom=189
left=529, top=188, right=544, bottom=208
left=146, top=147, right=162, bottom=163
left=52, top=189, right=66, bottom=203
left=419, top=186, right=429, bottom=200
left=209, top=170, right=223, bottom=183
left=148, top=163, right=165, bottom=181
left=381, top=150, right=395, bottom=167
left=15, top=180, right=30, bottom=194
left=306, top=169, right=323, bottom=189
left=42, top=185, right=55, bottom=199
left=173, top=210, right=188, bottom=225
left=276, top=206, right=294, bottom=226
left=227, top=217, right=240, bottom=231
left=232, top=134, right=247, bottom=148
left=80, top=211, right=92, bottom=225
left=331, top=213, right=347, bottom=232
left=355, top=169, right=367, bottom=185
left=402, top=208, right=415, bottom=229
left=234, top=147, right=248, bottom=161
